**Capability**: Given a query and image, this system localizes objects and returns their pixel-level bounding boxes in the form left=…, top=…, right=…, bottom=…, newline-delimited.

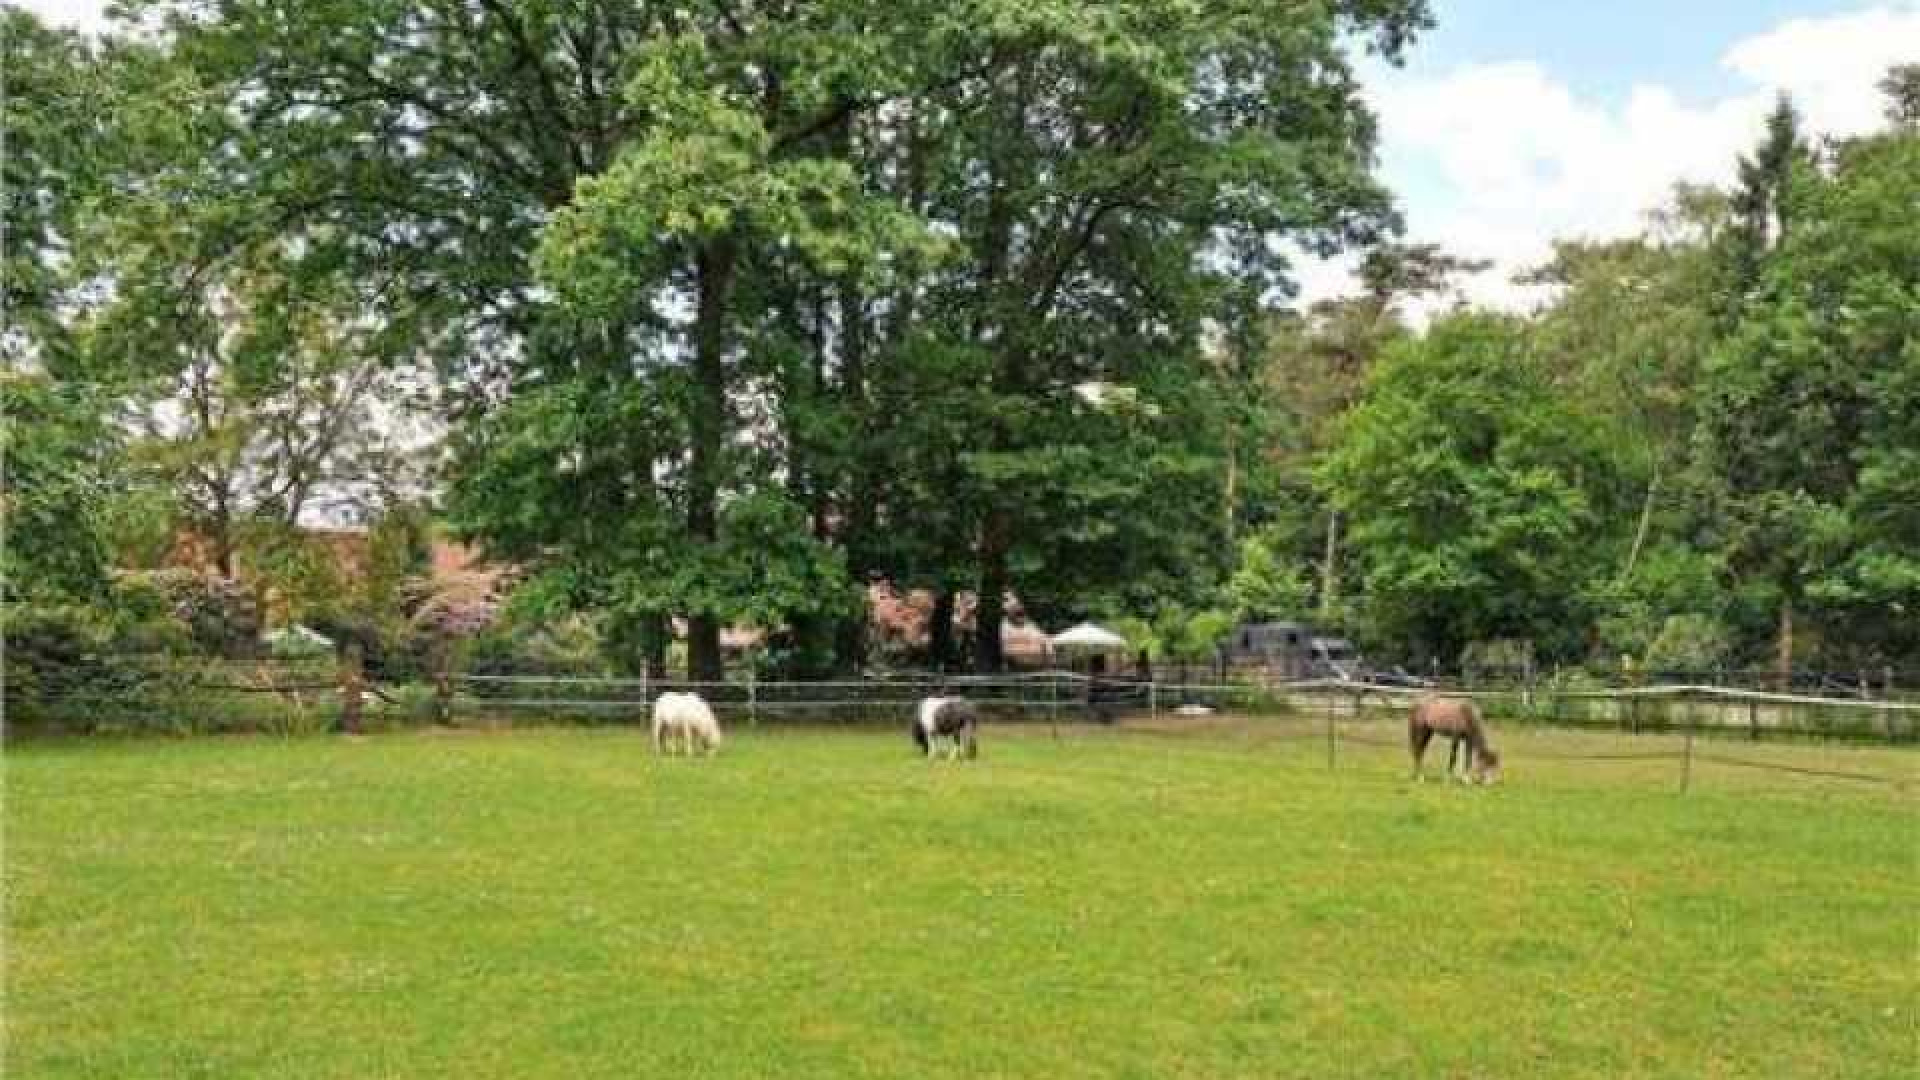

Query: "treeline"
left=4, top=4, right=1915, bottom=689
left=1243, top=83, right=1920, bottom=678
left=3, top=1, right=1423, bottom=681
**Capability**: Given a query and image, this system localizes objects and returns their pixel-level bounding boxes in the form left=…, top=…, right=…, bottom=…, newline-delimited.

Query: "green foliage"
left=1591, top=545, right=1731, bottom=662
left=458, top=609, right=607, bottom=680
left=1884, top=64, right=1920, bottom=129
left=1, top=375, right=119, bottom=599
left=1, top=8, right=104, bottom=370
left=141, top=568, right=263, bottom=657
left=1643, top=614, right=1733, bottom=673
left=1322, top=315, right=1621, bottom=663
left=1155, top=608, right=1236, bottom=663
left=1696, top=113, right=1920, bottom=665
left=14, top=5, right=1916, bottom=683
left=1227, top=528, right=1313, bottom=622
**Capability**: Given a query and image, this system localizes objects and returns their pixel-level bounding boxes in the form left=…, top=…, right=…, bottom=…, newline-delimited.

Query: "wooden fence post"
left=747, top=666, right=758, bottom=729
left=1325, top=692, right=1336, bottom=771
left=1680, top=730, right=1694, bottom=794
left=1522, top=646, right=1534, bottom=713
left=433, top=655, right=452, bottom=728
left=339, top=643, right=364, bottom=735
left=1883, top=665, right=1896, bottom=742
left=1748, top=698, right=1759, bottom=741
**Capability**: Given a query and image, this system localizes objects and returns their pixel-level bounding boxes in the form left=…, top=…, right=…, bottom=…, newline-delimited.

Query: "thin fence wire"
left=10, top=661, right=1917, bottom=789
left=1689, top=752, right=1906, bottom=786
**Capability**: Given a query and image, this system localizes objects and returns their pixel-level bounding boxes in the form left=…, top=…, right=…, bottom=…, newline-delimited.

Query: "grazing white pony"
left=913, top=696, right=979, bottom=760
left=652, top=691, right=722, bottom=756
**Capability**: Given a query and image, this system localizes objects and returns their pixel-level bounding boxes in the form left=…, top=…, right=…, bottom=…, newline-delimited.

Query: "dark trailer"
left=1221, top=621, right=1355, bottom=680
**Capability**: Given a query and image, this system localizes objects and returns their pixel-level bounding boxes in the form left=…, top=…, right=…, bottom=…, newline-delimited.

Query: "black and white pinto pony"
left=912, top=696, right=980, bottom=760
left=652, top=691, right=723, bottom=756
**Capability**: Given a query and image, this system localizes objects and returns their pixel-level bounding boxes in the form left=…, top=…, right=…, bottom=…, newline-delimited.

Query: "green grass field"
left=6, top=722, right=1915, bottom=1078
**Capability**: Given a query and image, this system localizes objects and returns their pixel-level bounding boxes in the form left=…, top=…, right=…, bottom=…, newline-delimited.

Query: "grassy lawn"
left=5, top=723, right=1915, bottom=1078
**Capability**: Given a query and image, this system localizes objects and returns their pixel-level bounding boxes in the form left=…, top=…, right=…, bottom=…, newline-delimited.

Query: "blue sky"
left=1400, top=1, right=1877, bottom=105
left=20, top=0, right=1920, bottom=310
left=1317, top=1, right=1920, bottom=308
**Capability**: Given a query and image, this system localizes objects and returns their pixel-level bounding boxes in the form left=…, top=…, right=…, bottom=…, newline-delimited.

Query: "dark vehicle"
left=1221, top=621, right=1356, bottom=679
left=1362, top=665, right=1434, bottom=689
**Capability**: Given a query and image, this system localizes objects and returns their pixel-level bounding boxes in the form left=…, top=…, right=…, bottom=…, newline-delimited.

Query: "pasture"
left=6, top=722, right=1915, bottom=1078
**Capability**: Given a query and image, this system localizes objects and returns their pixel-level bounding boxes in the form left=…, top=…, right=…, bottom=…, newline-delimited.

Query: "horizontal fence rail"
left=11, top=658, right=1920, bottom=748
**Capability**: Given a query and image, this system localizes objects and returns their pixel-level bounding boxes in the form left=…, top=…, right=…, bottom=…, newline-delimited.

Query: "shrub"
left=1644, top=614, right=1732, bottom=674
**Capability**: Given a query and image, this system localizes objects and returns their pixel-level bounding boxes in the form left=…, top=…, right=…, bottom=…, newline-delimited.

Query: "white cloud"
left=1725, top=5, right=1920, bottom=132
left=1303, top=3, right=1920, bottom=313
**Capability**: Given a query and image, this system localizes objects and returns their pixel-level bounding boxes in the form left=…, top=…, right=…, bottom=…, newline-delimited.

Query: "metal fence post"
left=747, top=667, right=758, bottom=729
left=1149, top=679, right=1158, bottom=723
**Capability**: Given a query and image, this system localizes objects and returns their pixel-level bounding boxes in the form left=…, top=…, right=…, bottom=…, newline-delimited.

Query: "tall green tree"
left=2, top=7, right=106, bottom=371
left=2, top=10, right=125, bottom=601
left=894, top=1, right=1428, bottom=669
left=118, top=1, right=705, bottom=670
left=86, top=1, right=1429, bottom=680
left=530, top=0, right=1431, bottom=673
left=1879, top=63, right=1919, bottom=129
left=1719, top=94, right=1815, bottom=317
left=1321, top=314, right=1622, bottom=665
left=1696, top=97, right=1920, bottom=672
left=1521, top=223, right=1723, bottom=662
left=528, top=6, right=961, bottom=681
left=1236, top=243, right=1486, bottom=629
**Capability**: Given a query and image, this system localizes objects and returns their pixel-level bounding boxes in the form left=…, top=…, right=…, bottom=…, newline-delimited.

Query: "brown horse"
left=1408, top=696, right=1501, bottom=783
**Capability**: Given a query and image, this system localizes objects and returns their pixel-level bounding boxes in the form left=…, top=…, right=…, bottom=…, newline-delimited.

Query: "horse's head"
left=1474, top=746, right=1503, bottom=785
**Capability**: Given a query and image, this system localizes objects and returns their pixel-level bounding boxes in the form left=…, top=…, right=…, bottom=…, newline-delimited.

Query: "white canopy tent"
left=1049, top=622, right=1129, bottom=651
left=1049, top=621, right=1135, bottom=688
left=264, top=624, right=333, bottom=651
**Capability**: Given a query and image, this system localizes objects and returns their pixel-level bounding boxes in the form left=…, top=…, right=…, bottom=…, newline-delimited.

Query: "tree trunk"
left=928, top=587, right=956, bottom=672
left=1775, top=599, right=1794, bottom=691
left=834, top=606, right=868, bottom=674
left=1318, top=509, right=1340, bottom=619
left=1622, top=467, right=1661, bottom=580
left=686, top=615, right=722, bottom=683
left=686, top=239, right=735, bottom=685
left=212, top=522, right=236, bottom=579
left=833, top=282, right=877, bottom=676
left=207, top=478, right=237, bottom=579
left=642, top=612, right=669, bottom=682
left=975, top=512, right=1010, bottom=674
left=1223, top=424, right=1239, bottom=544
